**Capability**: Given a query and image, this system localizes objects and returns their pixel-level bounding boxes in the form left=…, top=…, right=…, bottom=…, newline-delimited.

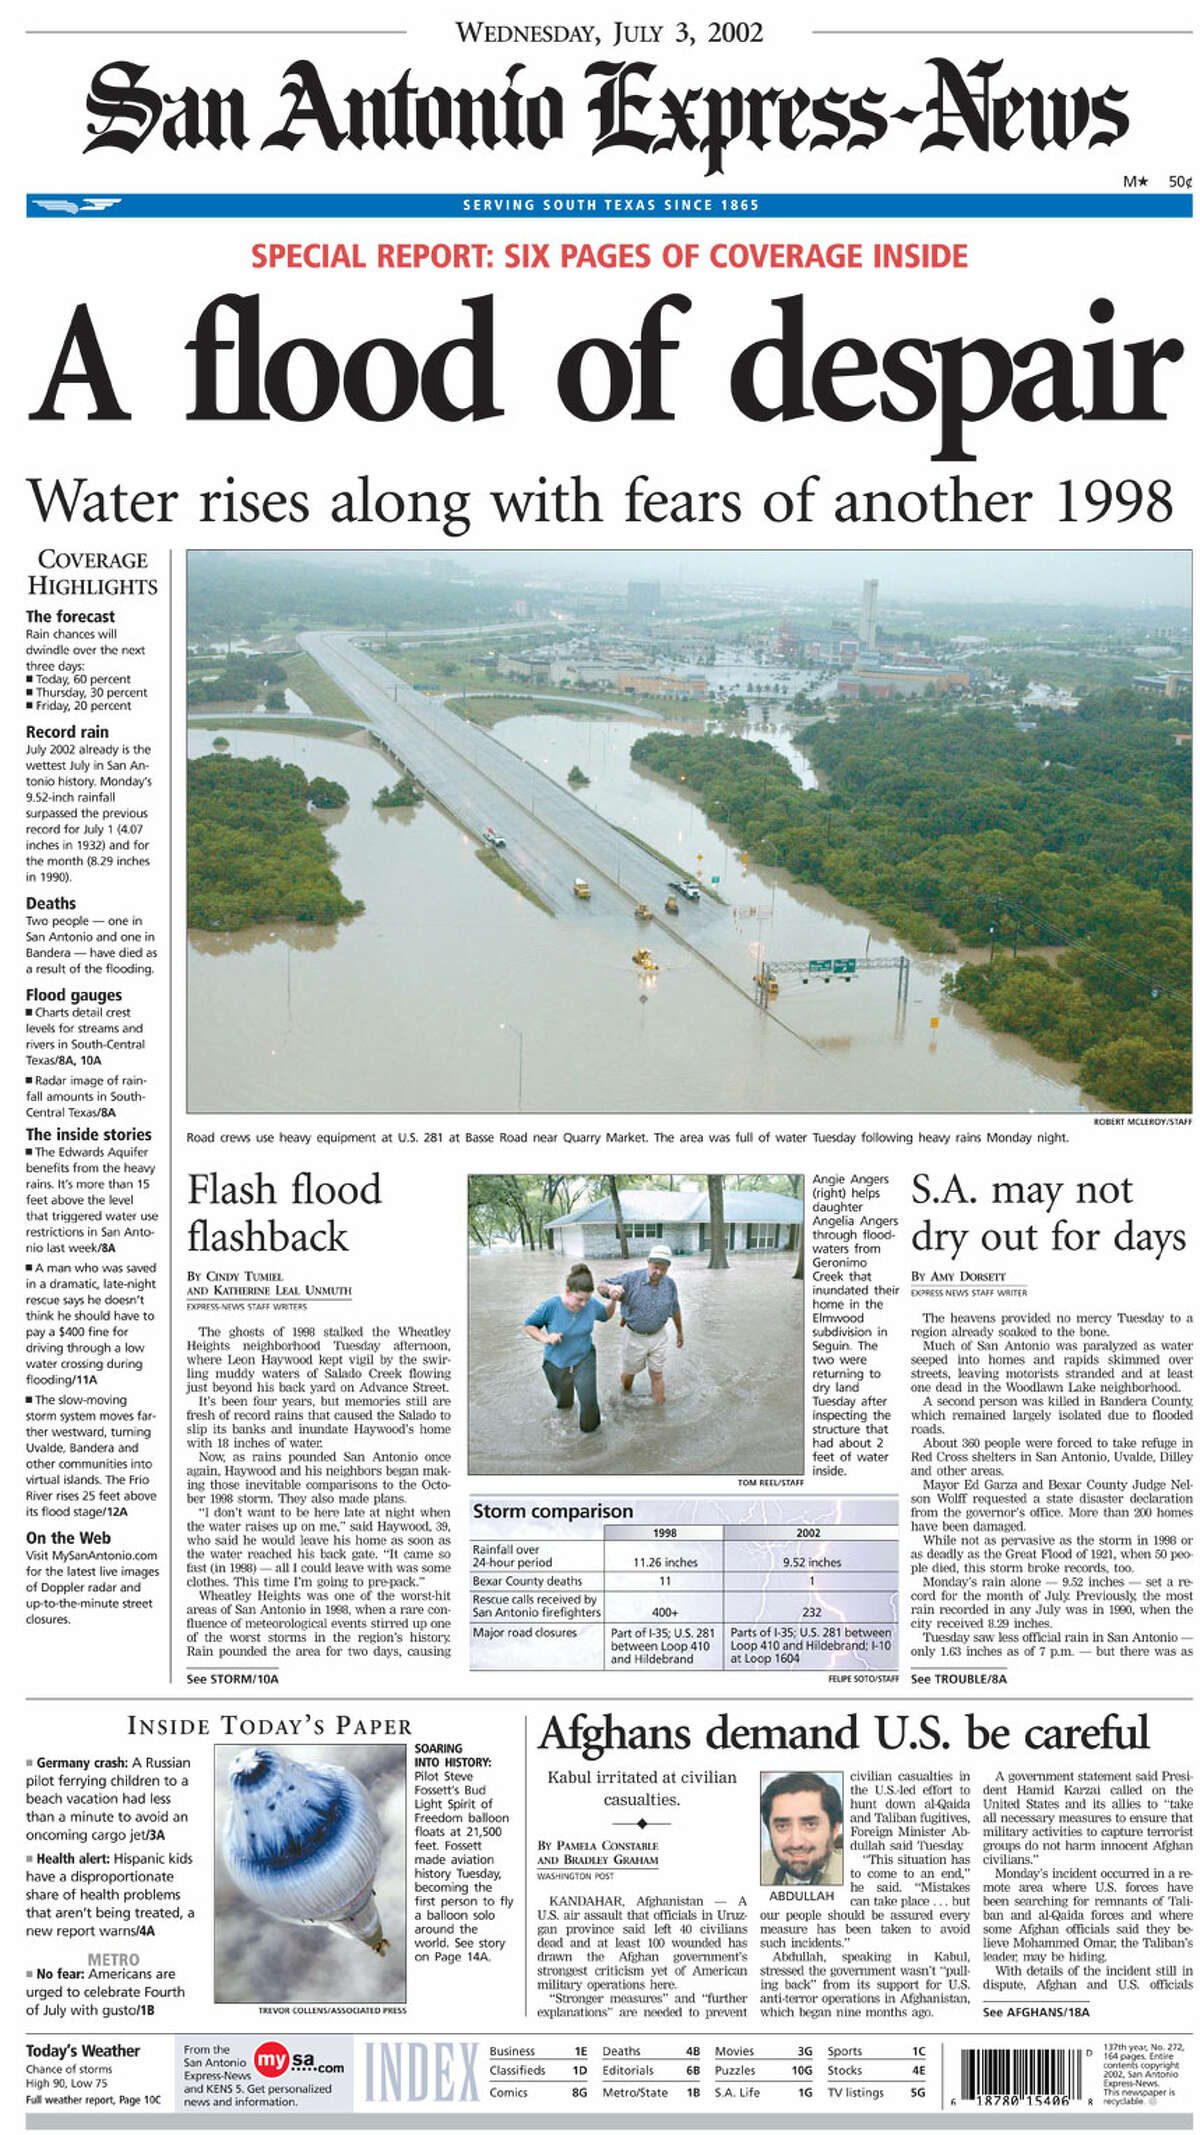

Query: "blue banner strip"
left=26, top=189, right=1194, bottom=220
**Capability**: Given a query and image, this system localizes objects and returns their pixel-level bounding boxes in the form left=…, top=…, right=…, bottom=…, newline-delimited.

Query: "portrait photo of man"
left=760, top=1769, right=844, bottom=1887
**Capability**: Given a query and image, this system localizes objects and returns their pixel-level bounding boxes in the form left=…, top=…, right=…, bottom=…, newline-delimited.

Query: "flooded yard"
left=468, top=1249, right=805, bottom=1478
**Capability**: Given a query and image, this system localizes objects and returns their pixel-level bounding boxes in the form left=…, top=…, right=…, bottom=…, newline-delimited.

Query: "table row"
left=473, top=1536, right=897, bottom=1572
left=472, top=1618, right=899, bottom=1669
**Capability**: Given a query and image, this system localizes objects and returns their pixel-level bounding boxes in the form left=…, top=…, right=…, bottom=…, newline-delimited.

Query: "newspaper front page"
left=14, top=0, right=1196, bottom=2130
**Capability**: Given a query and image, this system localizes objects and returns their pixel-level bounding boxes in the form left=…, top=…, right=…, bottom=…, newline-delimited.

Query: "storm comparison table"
left=470, top=1495, right=898, bottom=1671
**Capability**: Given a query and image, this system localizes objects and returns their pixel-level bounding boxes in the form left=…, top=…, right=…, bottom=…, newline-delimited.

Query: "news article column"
left=22, top=544, right=171, bottom=1682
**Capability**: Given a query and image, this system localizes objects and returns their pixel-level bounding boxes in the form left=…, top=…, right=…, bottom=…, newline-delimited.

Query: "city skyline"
left=233, top=547, right=1192, bottom=612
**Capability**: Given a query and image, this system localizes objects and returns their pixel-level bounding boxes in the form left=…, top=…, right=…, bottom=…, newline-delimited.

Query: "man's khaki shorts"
left=622, top=1325, right=670, bottom=1376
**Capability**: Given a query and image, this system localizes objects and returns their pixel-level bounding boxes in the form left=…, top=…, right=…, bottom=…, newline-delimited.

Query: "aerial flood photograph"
left=467, top=1173, right=806, bottom=1479
left=185, top=548, right=1192, bottom=1115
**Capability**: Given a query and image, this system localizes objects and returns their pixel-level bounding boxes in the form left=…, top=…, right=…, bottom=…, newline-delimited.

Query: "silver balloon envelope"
left=223, top=1747, right=388, bottom=1953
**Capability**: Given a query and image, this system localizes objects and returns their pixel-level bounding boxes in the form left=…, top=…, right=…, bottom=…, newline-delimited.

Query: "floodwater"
left=189, top=687, right=314, bottom=718
left=464, top=707, right=1093, bottom=1111
left=186, top=718, right=1094, bottom=1115
left=468, top=1250, right=804, bottom=1479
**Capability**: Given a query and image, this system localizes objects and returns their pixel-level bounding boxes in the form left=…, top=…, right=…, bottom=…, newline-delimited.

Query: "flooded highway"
left=468, top=1249, right=805, bottom=1479
left=186, top=716, right=1095, bottom=1115
left=297, top=630, right=723, bottom=927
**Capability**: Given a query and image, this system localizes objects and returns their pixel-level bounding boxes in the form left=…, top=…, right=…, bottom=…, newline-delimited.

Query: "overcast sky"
left=268, top=547, right=1191, bottom=611
left=453, top=548, right=1191, bottom=609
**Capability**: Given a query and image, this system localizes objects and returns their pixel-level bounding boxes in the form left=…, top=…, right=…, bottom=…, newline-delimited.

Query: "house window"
left=627, top=1220, right=664, bottom=1240
left=745, top=1223, right=778, bottom=1250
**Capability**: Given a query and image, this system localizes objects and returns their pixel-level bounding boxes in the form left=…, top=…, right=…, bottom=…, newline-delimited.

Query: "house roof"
left=549, top=1191, right=700, bottom=1228
left=549, top=1188, right=804, bottom=1229
left=702, top=1191, right=806, bottom=1222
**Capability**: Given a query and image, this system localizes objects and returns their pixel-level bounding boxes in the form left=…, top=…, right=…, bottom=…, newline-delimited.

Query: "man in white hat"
left=598, top=1245, right=683, bottom=1406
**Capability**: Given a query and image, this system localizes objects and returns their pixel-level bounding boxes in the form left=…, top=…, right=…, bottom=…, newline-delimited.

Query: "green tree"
left=1079, top=1036, right=1191, bottom=1113
left=187, top=754, right=363, bottom=930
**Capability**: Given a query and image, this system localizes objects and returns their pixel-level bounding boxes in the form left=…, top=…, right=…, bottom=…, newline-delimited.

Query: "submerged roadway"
left=299, top=630, right=720, bottom=929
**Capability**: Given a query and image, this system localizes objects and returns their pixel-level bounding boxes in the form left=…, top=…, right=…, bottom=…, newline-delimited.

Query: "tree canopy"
left=467, top=1173, right=805, bottom=1248
left=374, top=770, right=423, bottom=807
left=186, top=652, right=286, bottom=705
left=187, top=753, right=364, bottom=930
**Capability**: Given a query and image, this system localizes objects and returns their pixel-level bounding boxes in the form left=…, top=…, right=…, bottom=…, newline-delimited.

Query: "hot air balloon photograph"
left=215, top=1744, right=406, bottom=2003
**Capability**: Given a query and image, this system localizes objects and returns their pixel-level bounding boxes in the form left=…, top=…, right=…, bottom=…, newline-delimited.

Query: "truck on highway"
left=573, top=878, right=591, bottom=900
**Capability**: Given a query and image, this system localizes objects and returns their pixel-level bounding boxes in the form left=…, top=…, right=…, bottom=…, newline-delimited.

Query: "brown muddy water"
left=186, top=720, right=1094, bottom=1115
left=468, top=1249, right=804, bottom=1479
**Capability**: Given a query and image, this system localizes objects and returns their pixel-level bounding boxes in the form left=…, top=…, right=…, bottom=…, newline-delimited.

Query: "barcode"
left=961, top=2048, right=1083, bottom=2103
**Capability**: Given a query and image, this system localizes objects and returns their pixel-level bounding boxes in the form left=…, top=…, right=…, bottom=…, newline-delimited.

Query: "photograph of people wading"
left=522, top=1262, right=618, bottom=1434
left=598, top=1245, right=684, bottom=1407
left=470, top=1173, right=805, bottom=1477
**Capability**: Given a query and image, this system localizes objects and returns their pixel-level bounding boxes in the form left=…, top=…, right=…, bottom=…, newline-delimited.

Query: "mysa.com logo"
left=253, top=2042, right=290, bottom=2080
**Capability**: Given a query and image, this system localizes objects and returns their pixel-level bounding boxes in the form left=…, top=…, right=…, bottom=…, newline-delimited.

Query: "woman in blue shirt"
left=523, top=1264, right=617, bottom=1434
